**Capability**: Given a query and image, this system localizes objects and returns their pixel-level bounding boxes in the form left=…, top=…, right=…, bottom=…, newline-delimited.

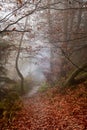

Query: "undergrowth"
left=0, top=91, right=22, bottom=123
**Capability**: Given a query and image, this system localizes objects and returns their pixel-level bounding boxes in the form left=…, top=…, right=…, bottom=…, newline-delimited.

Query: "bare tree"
left=15, top=16, right=28, bottom=94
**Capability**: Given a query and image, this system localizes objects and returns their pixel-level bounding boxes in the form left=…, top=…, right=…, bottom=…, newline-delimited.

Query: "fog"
left=1, top=4, right=61, bottom=87
left=8, top=12, right=52, bottom=85
left=20, top=42, right=50, bottom=83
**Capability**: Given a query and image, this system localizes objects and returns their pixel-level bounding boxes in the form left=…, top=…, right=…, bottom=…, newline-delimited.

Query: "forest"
left=0, top=0, right=87, bottom=129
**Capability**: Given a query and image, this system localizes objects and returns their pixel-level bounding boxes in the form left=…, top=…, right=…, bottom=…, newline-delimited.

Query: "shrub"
left=0, top=91, right=22, bottom=122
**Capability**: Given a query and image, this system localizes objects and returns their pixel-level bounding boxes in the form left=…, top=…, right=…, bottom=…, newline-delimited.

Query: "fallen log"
left=64, top=63, right=87, bottom=87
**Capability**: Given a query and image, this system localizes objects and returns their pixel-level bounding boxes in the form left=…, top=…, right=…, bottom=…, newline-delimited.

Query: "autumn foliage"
left=0, top=84, right=87, bottom=130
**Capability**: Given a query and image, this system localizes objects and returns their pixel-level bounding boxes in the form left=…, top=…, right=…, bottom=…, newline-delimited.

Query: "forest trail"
left=15, top=86, right=87, bottom=129
left=1, top=85, right=87, bottom=130
left=27, top=85, right=41, bottom=97
left=22, top=95, right=49, bottom=129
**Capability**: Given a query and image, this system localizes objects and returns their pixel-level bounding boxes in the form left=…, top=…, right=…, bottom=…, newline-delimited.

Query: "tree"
left=15, top=16, right=28, bottom=94
left=0, top=0, right=87, bottom=90
left=0, top=38, right=13, bottom=84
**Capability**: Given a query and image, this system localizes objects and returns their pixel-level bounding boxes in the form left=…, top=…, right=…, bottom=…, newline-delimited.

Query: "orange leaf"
left=17, top=0, right=22, bottom=5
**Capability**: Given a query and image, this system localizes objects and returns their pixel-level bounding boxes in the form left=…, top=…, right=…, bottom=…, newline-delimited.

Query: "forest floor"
left=0, top=84, right=87, bottom=130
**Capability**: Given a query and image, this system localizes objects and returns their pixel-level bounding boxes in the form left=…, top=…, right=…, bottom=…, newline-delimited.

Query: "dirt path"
left=27, top=85, right=41, bottom=97
left=18, top=94, right=54, bottom=130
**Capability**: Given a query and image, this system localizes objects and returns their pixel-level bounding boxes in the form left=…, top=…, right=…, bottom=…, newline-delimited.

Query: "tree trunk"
left=15, top=17, right=28, bottom=94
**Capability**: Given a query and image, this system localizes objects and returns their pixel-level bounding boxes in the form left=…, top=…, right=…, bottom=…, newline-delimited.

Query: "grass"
left=38, top=82, right=49, bottom=92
